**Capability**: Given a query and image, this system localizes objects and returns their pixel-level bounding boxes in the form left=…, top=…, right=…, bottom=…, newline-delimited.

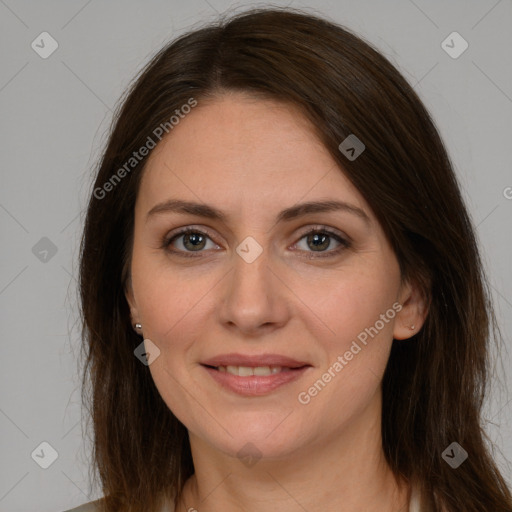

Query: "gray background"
left=0, top=1, right=511, bottom=511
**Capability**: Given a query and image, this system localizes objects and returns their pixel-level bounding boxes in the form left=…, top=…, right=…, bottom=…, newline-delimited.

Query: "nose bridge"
left=218, top=240, right=289, bottom=333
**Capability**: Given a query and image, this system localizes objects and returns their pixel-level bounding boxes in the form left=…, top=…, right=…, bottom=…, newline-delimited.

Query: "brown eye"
left=305, top=232, right=330, bottom=251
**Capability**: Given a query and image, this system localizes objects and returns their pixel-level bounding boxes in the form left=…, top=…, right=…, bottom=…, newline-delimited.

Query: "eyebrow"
left=146, top=199, right=370, bottom=225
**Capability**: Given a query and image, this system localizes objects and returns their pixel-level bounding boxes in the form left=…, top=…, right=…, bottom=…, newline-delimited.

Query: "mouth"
left=199, top=354, right=312, bottom=396
left=202, top=364, right=308, bottom=376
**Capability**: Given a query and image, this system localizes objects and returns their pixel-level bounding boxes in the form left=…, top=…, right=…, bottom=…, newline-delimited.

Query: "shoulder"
left=61, top=498, right=104, bottom=512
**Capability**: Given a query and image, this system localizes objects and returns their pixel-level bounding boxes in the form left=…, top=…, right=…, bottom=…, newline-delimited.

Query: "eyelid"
left=294, top=224, right=350, bottom=243
left=162, top=225, right=220, bottom=250
left=289, top=225, right=350, bottom=259
left=164, top=224, right=349, bottom=242
left=162, top=224, right=351, bottom=257
left=165, top=224, right=217, bottom=237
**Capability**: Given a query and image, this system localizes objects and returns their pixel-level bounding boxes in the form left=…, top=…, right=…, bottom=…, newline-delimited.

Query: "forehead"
left=137, top=93, right=368, bottom=219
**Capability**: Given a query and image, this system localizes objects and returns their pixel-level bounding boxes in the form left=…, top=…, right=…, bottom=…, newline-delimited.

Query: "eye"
left=162, top=226, right=350, bottom=259
left=292, top=227, right=350, bottom=258
left=163, top=227, right=219, bottom=256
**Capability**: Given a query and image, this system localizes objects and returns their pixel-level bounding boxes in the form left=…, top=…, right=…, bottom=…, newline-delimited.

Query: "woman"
left=68, top=7, right=512, bottom=512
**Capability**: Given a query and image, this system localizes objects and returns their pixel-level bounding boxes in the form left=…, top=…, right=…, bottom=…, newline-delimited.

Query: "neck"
left=176, top=390, right=410, bottom=512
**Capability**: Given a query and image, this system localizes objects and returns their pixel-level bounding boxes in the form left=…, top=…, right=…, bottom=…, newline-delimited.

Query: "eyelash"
left=161, top=226, right=351, bottom=259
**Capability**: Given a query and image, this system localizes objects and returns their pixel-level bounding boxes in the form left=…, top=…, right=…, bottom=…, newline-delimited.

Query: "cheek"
left=133, top=265, right=213, bottom=426
left=297, top=263, right=399, bottom=349
left=131, top=250, right=216, bottom=344
left=294, top=265, right=399, bottom=410
left=138, top=292, right=208, bottom=368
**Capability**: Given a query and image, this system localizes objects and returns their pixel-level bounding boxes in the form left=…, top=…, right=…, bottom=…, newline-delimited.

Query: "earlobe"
left=393, top=279, right=429, bottom=340
left=128, top=303, right=143, bottom=335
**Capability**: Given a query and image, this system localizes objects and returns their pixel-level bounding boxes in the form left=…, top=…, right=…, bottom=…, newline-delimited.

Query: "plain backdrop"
left=0, top=1, right=511, bottom=511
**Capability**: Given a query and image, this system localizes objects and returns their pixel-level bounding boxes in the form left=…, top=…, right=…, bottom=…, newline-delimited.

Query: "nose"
left=217, top=246, right=291, bottom=337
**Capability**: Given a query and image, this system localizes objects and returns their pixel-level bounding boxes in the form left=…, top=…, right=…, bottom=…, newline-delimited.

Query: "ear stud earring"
left=134, top=323, right=142, bottom=330
left=410, top=325, right=416, bottom=330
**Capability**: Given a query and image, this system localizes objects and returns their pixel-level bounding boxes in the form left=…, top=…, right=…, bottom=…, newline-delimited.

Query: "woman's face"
left=126, top=93, right=422, bottom=461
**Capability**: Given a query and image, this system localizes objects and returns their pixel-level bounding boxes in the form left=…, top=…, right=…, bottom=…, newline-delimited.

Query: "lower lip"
left=201, top=365, right=310, bottom=396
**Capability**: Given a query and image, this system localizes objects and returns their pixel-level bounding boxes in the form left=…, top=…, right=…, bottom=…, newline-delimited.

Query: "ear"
left=393, top=278, right=429, bottom=340
left=124, top=273, right=140, bottom=327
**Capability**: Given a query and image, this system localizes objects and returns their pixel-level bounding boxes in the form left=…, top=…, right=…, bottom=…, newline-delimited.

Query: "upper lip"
left=201, top=353, right=310, bottom=368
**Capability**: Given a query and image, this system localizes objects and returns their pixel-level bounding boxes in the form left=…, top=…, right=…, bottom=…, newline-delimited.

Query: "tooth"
left=253, top=366, right=271, bottom=376
left=226, top=365, right=239, bottom=375
left=220, top=365, right=285, bottom=376
left=238, top=366, right=254, bottom=377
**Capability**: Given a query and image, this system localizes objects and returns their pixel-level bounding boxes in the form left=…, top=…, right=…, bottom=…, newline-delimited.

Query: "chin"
left=193, top=411, right=313, bottom=463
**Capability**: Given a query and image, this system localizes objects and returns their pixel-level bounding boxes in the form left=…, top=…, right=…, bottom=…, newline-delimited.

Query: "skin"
left=125, top=92, right=427, bottom=512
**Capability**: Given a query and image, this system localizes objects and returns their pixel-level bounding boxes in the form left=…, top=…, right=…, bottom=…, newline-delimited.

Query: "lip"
left=202, top=365, right=311, bottom=396
left=201, top=353, right=310, bottom=368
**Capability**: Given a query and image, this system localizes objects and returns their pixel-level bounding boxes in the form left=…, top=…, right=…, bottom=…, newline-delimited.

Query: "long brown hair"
left=79, top=7, right=512, bottom=511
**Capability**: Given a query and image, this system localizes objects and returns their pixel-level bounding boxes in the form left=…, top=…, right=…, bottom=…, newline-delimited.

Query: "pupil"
left=184, top=233, right=205, bottom=251
left=181, top=232, right=331, bottom=252
left=308, top=233, right=329, bottom=251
